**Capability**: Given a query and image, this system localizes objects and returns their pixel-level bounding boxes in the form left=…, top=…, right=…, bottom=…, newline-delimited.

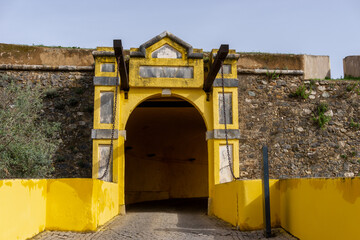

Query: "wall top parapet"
left=0, top=43, right=94, bottom=67
left=130, top=31, right=203, bottom=59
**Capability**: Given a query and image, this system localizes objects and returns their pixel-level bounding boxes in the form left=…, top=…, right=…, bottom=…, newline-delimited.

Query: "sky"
left=0, top=0, right=359, bottom=78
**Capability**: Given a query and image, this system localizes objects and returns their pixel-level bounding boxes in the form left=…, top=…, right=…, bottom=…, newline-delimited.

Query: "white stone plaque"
left=139, top=66, right=193, bottom=78
left=98, top=144, right=112, bottom=182
left=151, top=44, right=182, bottom=59
left=219, top=64, right=232, bottom=74
left=219, top=93, right=233, bottom=124
left=101, top=63, right=115, bottom=72
left=100, top=92, right=114, bottom=124
left=219, top=144, right=233, bottom=184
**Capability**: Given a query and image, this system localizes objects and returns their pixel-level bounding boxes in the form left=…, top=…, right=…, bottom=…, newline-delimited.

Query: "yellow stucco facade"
left=92, top=31, right=241, bottom=210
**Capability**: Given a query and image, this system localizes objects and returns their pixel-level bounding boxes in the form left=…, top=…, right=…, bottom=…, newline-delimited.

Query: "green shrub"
left=44, top=88, right=59, bottom=99
left=350, top=118, right=360, bottom=129
left=312, top=103, right=331, bottom=129
left=0, top=83, right=60, bottom=178
left=289, top=85, right=309, bottom=99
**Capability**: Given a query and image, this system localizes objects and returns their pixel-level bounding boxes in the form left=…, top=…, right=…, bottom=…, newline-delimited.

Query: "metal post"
left=262, top=145, right=271, bottom=238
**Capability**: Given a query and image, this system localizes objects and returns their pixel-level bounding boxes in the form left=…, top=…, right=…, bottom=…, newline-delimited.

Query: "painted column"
left=92, top=48, right=125, bottom=213
left=208, top=49, right=240, bottom=214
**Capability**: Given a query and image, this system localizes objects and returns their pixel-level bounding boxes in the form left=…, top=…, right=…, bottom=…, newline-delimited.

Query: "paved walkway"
left=32, top=199, right=298, bottom=240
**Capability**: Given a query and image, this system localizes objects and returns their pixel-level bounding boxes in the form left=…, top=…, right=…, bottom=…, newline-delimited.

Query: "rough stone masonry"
left=0, top=43, right=359, bottom=179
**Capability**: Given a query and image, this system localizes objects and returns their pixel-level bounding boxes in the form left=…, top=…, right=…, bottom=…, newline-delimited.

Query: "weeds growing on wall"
left=266, top=69, right=280, bottom=80
left=312, top=103, right=331, bottom=129
left=289, top=85, right=309, bottom=99
left=0, top=82, right=60, bottom=178
left=350, top=118, right=360, bottom=130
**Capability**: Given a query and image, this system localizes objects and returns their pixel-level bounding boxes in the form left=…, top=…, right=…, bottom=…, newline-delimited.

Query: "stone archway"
left=124, top=97, right=208, bottom=204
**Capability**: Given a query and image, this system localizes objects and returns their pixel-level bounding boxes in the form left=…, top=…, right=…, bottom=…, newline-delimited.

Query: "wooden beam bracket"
left=203, top=44, right=229, bottom=94
left=113, top=39, right=129, bottom=94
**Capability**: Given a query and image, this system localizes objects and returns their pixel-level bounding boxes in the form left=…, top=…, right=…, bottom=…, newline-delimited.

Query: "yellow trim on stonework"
left=97, top=47, right=114, bottom=52
left=92, top=139, right=121, bottom=183
left=212, top=87, right=239, bottom=130
left=213, top=139, right=239, bottom=184
left=211, top=49, right=238, bottom=79
left=94, top=56, right=117, bottom=77
left=119, top=88, right=213, bottom=131
left=93, top=86, right=120, bottom=130
left=129, top=37, right=204, bottom=88
left=146, top=37, right=187, bottom=60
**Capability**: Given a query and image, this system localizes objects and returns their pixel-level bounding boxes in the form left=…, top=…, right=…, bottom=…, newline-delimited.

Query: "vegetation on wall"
left=0, top=81, right=60, bottom=178
left=289, top=85, right=309, bottom=99
left=312, top=102, right=331, bottom=129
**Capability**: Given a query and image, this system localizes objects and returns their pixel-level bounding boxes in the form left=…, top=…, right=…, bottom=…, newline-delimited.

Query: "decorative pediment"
left=151, top=44, right=182, bottom=59
left=130, top=31, right=203, bottom=59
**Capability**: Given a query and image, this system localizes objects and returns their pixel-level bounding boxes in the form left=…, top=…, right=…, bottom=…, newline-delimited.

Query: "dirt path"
left=32, top=199, right=297, bottom=240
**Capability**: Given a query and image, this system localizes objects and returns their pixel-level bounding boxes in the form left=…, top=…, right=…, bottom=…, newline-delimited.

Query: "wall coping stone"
left=92, top=51, right=115, bottom=57
left=0, top=64, right=94, bottom=71
left=238, top=68, right=303, bottom=75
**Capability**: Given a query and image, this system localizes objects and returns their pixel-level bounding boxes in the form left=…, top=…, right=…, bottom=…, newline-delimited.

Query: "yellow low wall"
left=0, top=179, right=47, bottom=240
left=280, top=178, right=360, bottom=240
left=46, top=178, right=119, bottom=231
left=3, top=177, right=360, bottom=240
left=212, top=179, right=280, bottom=230
left=0, top=178, right=119, bottom=240
left=93, top=180, right=119, bottom=226
left=46, top=179, right=97, bottom=231
left=213, top=177, right=360, bottom=240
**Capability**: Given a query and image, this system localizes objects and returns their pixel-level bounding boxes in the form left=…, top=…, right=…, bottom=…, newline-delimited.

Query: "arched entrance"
left=124, top=97, right=208, bottom=204
left=91, top=31, right=241, bottom=215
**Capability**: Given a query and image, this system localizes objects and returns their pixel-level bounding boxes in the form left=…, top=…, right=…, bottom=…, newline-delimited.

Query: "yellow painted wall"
left=212, top=180, right=280, bottom=230
left=2, top=177, right=360, bottom=240
left=0, top=178, right=119, bottom=239
left=0, top=179, right=47, bottom=240
left=46, top=179, right=97, bottom=231
left=213, top=177, right=360, bottom=239
left=93, top=180, right=119, bottom=226
left=46, top=178, right=119, bottom=232
left=280, top=178, right=360, bottom=240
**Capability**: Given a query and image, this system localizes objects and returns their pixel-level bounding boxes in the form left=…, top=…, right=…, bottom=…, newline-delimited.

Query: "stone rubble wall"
left=0, top=69, right=94, bottom=178
left=238, top=73, right=360, bottom=179
left=0, top=44, right=357, bottom=179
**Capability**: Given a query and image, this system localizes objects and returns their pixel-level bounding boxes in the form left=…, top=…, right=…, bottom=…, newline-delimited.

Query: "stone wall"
left=0, top=43, right=94, bottom=66
left=0, top=69, right=94, bottom=178
left=343, top=55, right=360, bottom=78
left=0, top=44, right=357, bottom=180
left=303, top=55, right=331, bottom=79
left=237, top=53, right=331, bottom=80
left=238, top=72, right=360, bottom=179
left=237, top=53, right=303, bottom=70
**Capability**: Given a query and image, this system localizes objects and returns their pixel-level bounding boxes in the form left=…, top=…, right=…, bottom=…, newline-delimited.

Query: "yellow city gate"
left=92, top=31, right=240, bottom=214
